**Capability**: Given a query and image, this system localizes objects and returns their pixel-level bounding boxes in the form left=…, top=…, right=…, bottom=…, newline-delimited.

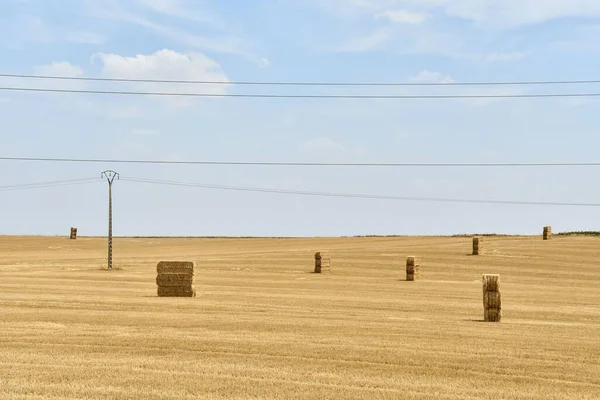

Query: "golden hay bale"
left=543, top=226, right=552, bottom=240
left=314, top=252, right=331, bottom=273
left=157, top=261, right=195, bottom=275
left=472, top=237, right=481, bottom=255
left=156, top=273, right=194, bottom=287
left=483, top=291, right=502, bottom=309
left=482, top=274, right=500, bottom=292
left=406, top=256, right=420, bottom=281
left=484, top=308, right=501, bottom=322
left=157, top=285, right=196, bottom=297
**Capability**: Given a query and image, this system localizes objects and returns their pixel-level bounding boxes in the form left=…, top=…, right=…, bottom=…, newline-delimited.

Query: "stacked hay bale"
left=70, top=227, right=77, bottom=240
left=472, top=237, right=481, bottom=255
left=406, top=256, right=420, bottom=281
left=543, top=226, right=552, bottom=240
left=314, top=252, right=331, bottom=273
left=156, top=261, right=196, bottom=297
left=483, top=274, right=501, bottom=322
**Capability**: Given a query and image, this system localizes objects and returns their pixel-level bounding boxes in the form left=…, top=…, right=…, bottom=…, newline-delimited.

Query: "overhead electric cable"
left=2, top=73, right=600, bottom=87
left=1, top=156, right=599, bottom=167
left=121, top=177, right=600, bottom=208
left=0, top=177, right=101, bottom=192
left=2, top=86, right=600, bottom=99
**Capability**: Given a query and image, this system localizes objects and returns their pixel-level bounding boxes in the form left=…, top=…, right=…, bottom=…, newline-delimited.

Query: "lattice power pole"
left=101, top=170, right=119, bottom=270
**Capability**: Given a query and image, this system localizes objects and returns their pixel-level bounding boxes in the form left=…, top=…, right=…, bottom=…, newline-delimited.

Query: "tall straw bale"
left=543, top=226, right=552, bottom=240
left=314, top=251, right=331, bottom=273
left=70, top=227, right=77, bottom=240
left=406, top=256, right=420, bottom=281
left=482, top=274, right=501, bottom=322
left=472, top=237, right=481, bottom=255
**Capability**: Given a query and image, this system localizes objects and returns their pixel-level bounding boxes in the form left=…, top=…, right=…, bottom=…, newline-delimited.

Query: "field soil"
left=0, top=235, right=599, bottom=399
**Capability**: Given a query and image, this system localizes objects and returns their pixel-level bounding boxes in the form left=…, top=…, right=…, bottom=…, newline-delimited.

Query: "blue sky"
left=1, top=0, right=600, bottom=236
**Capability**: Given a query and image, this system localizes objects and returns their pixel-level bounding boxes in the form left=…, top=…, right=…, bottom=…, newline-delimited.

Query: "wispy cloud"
left=485, top=52, right=526, bottom=62
left=409, top=70, right=455, bottom=84
left=375, top=10, right=427, bottom=25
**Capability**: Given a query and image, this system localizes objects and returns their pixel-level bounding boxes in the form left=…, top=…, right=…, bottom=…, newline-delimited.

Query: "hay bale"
left=406, top=256, right=420, bottom=281
left=70, top=227, right=77, bottom=240
left=482, top=274, right=500, bottom=292
left=483, top=291, right=502, bottom=309
left=314, top=252, right=331, bottom=273
left=157, top=261, right=195, bottom=275
left=157, top=285, right=196, bottom=297
left=484, top=308, right=501, bottom=322
left=482, top=274, right=501, bottom=322
left=543, top=226, right=552, bottom=240
left=472, top=237, right=481, bottom=255
left=156, top=273, right=194, bottom=287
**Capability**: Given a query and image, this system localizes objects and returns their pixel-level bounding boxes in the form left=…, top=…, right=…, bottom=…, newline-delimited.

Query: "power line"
left=0, top=177, right=101, bottom=192
left=2, top=73, right=600, bottom=87
left=3, top=86, right=600, bottom=99
left=122, top=177, right=600, bottom=208
left=2, top=156, right=600, bottom=168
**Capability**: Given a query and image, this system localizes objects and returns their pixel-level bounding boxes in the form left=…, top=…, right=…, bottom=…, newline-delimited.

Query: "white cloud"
left=409, top=70, right=455, bottom=84
left=485, top=52, right=526, bottom=62
left=92, top=49, right=230, bottom=107
left=34, top=61, right=84, bottom=77
left=25, top=61, right=86, bottom=90
left=375, top=10, right=427, bottom=24
left=131, top=128, right=160, bottom=136
left=303, top=137, right=346, bottom=152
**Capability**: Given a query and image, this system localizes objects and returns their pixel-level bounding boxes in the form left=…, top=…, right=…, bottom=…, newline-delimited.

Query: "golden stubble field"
left=0, top=235, right=599, bottom=399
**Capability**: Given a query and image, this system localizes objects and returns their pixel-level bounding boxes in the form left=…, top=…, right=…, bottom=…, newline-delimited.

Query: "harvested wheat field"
left=0, top=235, right=599, bottom=399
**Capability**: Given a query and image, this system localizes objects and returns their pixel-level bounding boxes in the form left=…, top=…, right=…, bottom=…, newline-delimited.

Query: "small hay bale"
left=472, top=237, right=481, bottom=255
left=156, top=273, right=194, bottom=287
left=157, top=285, right=196, bottom=297
left=70, top=227, right=77, bottom=240
left=314, top=251, right=331, bottom=273
left=406, top=256, right=420, bottom=281
left=482, top=274, right=501, bottom=322
left=157, top=261, right=195, bottom=275
left=543, top=226, right=552, bottom=240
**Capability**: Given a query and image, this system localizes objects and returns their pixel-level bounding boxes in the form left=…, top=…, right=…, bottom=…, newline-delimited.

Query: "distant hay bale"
left=314, top=251, right=331, bottom=273
left=472, top=237, right=481, bottom=255
left=157, top=286, right=196, bottom=297
left=157, top=261, right=195, bottom=275
left=156, top=273, right=194, bottom=287
left=406, top=256, right=420, bottom=281
left=482, top=274, right=501, bottom=322
left=69, top=227, right=77, bottom=240
left=156, top=261, right=196, bottom=297
left=543, top=226, right=552, bottom=240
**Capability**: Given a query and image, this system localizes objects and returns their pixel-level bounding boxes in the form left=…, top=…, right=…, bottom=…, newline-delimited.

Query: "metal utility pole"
left=101, top=170, right=119, bottom=270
